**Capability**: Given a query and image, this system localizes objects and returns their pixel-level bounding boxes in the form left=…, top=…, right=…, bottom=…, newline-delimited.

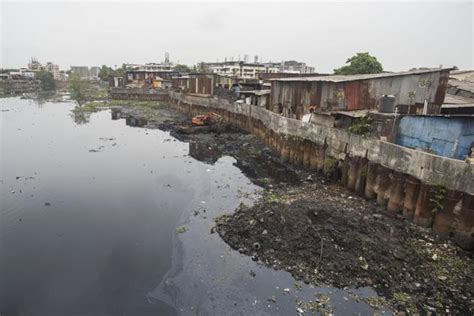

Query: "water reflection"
left=70, top=105, right=92, bottom=124
left=0, top=98, right=387, bottom=315
left=125, top=116, right=148, bottom=127
left=110, top=107, right=148, bottom=127
left=188, top=141, right=222, bottom=164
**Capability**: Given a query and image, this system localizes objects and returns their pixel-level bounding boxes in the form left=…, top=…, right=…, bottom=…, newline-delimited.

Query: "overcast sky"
left=1, top=1, right=473, bottom=73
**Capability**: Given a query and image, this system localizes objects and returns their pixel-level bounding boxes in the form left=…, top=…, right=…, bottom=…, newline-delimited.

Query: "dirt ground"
left=114, top=103, right=474, bottom=314
left=215, top=179, right=474, bottom=315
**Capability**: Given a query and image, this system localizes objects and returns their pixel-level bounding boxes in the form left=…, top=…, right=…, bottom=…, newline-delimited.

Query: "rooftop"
left=270, top=68, right=453, bottom=83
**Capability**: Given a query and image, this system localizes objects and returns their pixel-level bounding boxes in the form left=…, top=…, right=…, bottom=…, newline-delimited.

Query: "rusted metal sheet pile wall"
left=109, top=88, right=169, bottom=101
left=169, top=91, right=474, bottom=250
left=270, top=80, right=322, bottom=119
left=171, top=77, right=189, bottom=90
left=188, top=74, right=214, bottom=95
left=270, top=70, right=451, bottom=118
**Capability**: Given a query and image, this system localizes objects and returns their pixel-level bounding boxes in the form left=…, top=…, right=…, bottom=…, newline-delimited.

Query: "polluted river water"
left=0, top=97, right=387, bottom=315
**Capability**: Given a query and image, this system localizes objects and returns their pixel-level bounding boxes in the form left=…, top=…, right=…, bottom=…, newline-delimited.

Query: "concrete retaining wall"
left=168, top=91, right=474, bottom=250
left=0, top=79, right=40, bottom=95
left=110, top=88, right=169, bottom=101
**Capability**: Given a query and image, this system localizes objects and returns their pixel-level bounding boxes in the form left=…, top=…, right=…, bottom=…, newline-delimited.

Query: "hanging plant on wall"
left=348, top=117, right=372, bottom=136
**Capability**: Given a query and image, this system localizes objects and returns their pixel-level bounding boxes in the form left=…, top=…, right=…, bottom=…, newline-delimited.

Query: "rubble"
left=215, top=183, right=474, bottom=314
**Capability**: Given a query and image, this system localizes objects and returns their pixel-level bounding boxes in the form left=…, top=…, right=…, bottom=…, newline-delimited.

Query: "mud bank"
left=108, top=102, right=473, bottom=314
left=215, top=182, right=474, bottom=314
left=113, top=105, right=300, bottom=187
left=168, top=92, right=474, bottom=251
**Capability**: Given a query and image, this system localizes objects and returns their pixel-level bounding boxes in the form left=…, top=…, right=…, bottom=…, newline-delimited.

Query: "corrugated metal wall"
left=271, top=70, right=450, bottom=117
left=396, top=116, right=474, bottom=160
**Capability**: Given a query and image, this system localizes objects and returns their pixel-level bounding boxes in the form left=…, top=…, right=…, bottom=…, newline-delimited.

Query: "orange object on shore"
left=192, top=112, right=221, bottom=126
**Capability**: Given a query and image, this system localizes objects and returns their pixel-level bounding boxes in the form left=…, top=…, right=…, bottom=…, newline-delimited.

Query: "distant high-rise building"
left=203, top=57, right=316, bottom=79
left=28, top=58, right=44, bottom=72
left=70, top=66, right=91, bottom=78
left=45, top=62, right=60, bottom=80
left=90, top=66, right=100, bottom=78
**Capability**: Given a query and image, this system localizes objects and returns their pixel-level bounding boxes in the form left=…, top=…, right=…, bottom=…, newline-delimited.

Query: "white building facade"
left=204, top=61, right=280, bottom=79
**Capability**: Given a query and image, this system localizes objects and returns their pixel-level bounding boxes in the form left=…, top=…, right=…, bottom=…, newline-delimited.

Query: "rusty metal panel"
left=320, top=84, right=329, bottom=109
left=388, top=77, right=401, bottom=105
left=313, top=82, right=322, bottom=108
left=344, top=81, right=360, bottom=110
left=358, top=80, right=372, bottom=109
left=197, top=77, right=212, bottom=95
left=435, top=71, right=449, bottom=104
left=400, top=75, right=419, bottom=104
left=190, top=77, right=197, bottom=94
left=426, top=72, right=440, bottom=102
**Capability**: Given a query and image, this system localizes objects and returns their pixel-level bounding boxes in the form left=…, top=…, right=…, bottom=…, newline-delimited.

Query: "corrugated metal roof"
left=270, top=68, right=453, bottom=83
left=240, top=89, right=271, bottom=96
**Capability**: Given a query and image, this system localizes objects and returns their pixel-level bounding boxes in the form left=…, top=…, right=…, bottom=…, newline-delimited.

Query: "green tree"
left=99, top=64, right=127, bottom=81
left=98, top=65, right=111, bottom=82
left=195, top=62, right=209, bottom=73
left=334, top=52, right=383, bottom=75
left=69, top=73, right=86, bottom=101
left=173, top=64, right=192, bottom=73
left=35, top=70, right=56, bottom=90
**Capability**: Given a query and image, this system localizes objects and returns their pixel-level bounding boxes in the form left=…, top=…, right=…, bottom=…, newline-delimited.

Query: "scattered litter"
left=176, top=226, right=187, bottom=234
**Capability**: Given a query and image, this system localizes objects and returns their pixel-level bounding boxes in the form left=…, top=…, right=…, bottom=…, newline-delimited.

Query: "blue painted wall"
left=396, top=116, right=474, bottom=160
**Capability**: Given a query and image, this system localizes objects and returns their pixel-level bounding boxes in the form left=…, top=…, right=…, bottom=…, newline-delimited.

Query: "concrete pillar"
left=347, top=157, right=358, bottom=191
left=452, top=194, right=474, bottom=250
left=303, top=140, right=312, bottom=169
left=387, top=172, right=405, bottom=214
left=364, top=162, right=377, bottom=199
left=433, top=191, right=462, bottom=237
left=376, top=167, right=390, bottom=206
left=280, top=137, right=289, bottom=162
left=403, top=177, right=420, bottom=219
left=288, top=141, right=295, bottom=164
left=354, top=158, right=368, bottom=196
left=316, top=144, right=326, bottom=172
left=268, top=130, right=274, bottom=151
left=309, top=143, right=319, bottom=171
left=293, top=140, right=303, bottom=167
left=340, top=155, right=349, bottom=187
left=274, top=133, right=281, bottom=155
left=259, top=121, right=265, bottom=141
left=413, top=184, right=435, bottom=228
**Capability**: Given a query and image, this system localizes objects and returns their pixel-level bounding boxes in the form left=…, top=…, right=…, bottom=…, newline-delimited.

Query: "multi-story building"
left=90, top=66, right=100, bottom=79
left=70, top=66, right=91, bottom=78
left=203, top=58, right=316, bottom=79
left=270, top=60, right=316, bottom=74
left=203, top=61, right=280, bottom=79
left=126, top=62, right=174, bottom=72
left=45, top=62, right=60, bottom=80
left=19, top=68, right=35, bottom=79
left=28, top=58, right=44, bottom=72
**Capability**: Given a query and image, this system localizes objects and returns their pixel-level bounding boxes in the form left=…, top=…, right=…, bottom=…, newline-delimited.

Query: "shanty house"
left=172, top=74, right=233, bottom=96
left=269, top=68, right=451, bottom=119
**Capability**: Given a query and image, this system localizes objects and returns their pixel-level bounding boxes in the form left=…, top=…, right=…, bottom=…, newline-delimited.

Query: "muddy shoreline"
left=108, top=103, right=473, bottom=314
